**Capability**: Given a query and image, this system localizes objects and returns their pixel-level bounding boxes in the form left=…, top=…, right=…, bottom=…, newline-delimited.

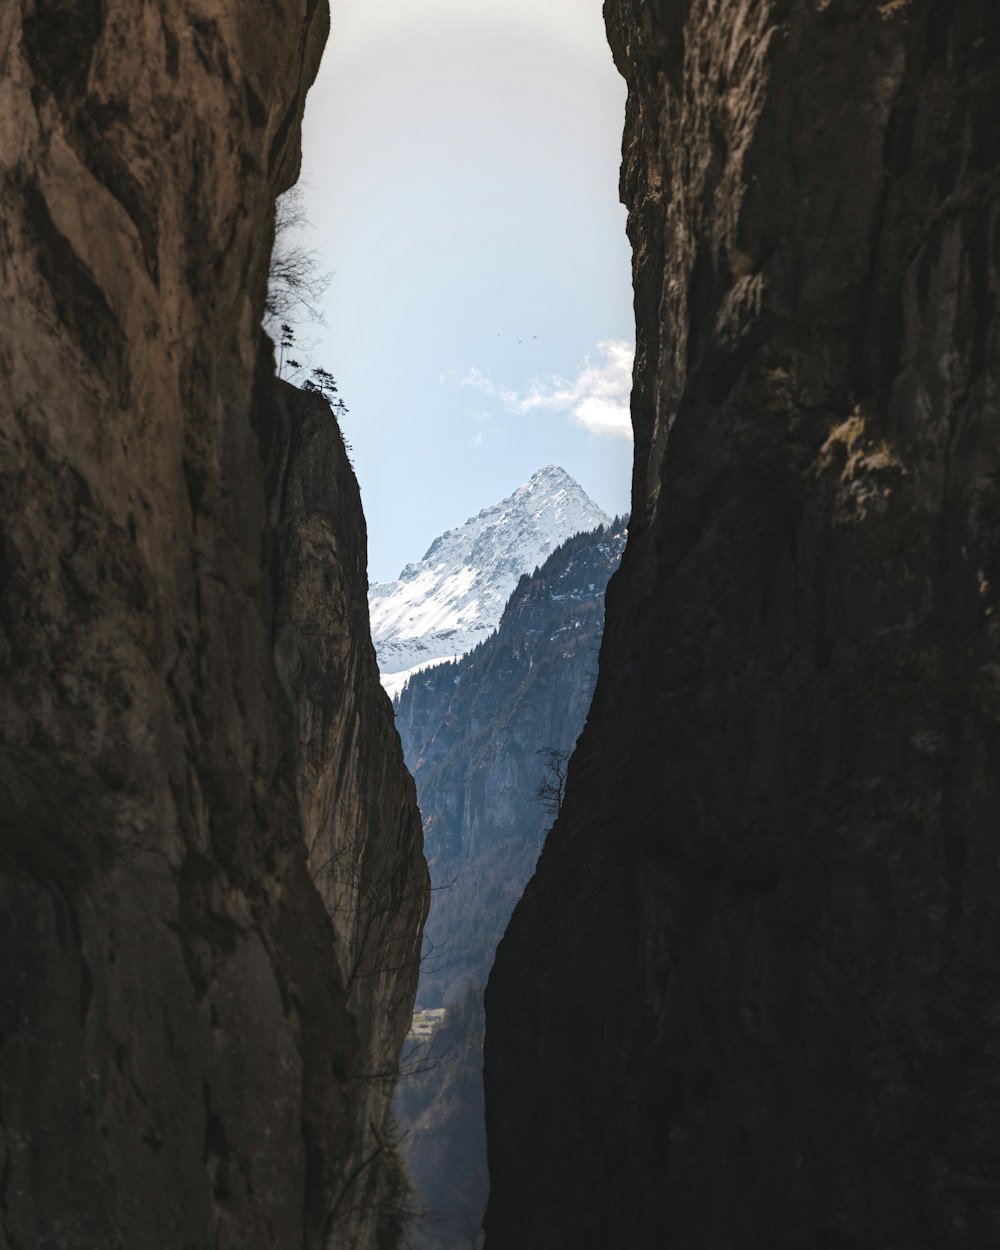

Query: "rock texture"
left=485, top=2, right=1000, bottom=1248
left=261, top=379, right=428, bottom=1249
left=394, top=520, right=627, bottom=1008
left=0, top=4, right=426, bottom=1249
left=392, top=521, right=625, bottom=1249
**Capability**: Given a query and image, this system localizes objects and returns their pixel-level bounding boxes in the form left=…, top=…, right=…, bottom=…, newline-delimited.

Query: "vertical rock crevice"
left=0, top=3, right=427, bottom=1248
left=485, top=2, right=1000, bottom=1247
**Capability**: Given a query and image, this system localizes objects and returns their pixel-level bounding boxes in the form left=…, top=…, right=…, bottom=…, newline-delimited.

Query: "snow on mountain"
left=369, top=465, right=611, bottom=676
left=380, top=655, right=461, bottom=702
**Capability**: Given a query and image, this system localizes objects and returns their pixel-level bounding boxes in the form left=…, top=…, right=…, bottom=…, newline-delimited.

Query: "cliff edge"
left=0, top=4, right=426, bottom=1248
left=485, top=2, right=1000, bottom=1246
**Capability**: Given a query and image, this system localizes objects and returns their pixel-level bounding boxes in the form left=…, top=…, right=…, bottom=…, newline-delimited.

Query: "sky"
left=293, top=0, right=635, bottom=583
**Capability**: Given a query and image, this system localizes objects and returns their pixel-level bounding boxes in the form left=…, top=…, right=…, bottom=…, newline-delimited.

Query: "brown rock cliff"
left=0, top=3, right=426, bottom=1248
left=485, top=1, right=1000, bottom=1247
left=260, top=377, right=428, bottom=1248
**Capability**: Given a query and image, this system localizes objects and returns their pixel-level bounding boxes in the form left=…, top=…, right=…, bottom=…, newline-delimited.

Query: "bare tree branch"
left=536, top=746, right=569, bottom=818
left=265, top=185, right=331, bottom=332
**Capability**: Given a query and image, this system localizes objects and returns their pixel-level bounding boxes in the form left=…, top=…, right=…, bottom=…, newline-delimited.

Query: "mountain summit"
left=369, top=466, right=610, bottom=680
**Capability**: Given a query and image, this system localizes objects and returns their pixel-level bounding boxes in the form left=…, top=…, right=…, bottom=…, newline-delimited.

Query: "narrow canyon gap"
left=485, top=1, right=1000, bottom=1247
left=0, top=3, right=427, bottom=1249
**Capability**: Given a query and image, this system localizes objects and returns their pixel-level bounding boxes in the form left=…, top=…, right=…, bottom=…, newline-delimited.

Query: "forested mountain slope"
left=392, top=519, right=626, bottom=1248
left=369, top=466, right=609, bottom=677
left=394, top=519, right=627, bottom=1007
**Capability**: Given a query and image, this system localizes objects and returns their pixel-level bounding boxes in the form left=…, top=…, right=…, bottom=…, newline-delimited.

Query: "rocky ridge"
left=0, top=4, right=426, bottom=1249
left=394, top=518, right=627, bottom=1004
left=392, top=518, right=626, bottom=1249
left=368, top=466, right=609, bottom=676
left=485, top=2, right=1000, bottom=1248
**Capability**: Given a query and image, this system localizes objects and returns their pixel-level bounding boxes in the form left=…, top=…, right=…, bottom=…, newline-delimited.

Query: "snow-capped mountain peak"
left=369, top=466, right=610, bottom=676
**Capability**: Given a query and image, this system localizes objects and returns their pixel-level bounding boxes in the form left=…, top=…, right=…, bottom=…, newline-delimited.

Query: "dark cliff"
left=0, top=4, right=426, bottom=1249
left=394, top=989, right=487, bottom=1250
left=394, top=520, right=626, bottom=1008
left=485, top=2, right=1000, bottom=1248
left=392, top=521, right=625, bottom=1248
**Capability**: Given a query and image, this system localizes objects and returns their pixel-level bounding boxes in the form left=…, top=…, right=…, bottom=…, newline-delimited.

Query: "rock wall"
left=0, top=3, right=426, bottom=1248
left=390, top=522, right=624, bottom=1248
left=260, top=378, right=428, bottom=1249
left=485, top=2, right=1000, bottom=1247
left=394, top=520, right=626, bottom=1008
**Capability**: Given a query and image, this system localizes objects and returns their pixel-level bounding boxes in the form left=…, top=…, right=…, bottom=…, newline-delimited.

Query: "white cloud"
left=462, top=340, right=634, bottom=441
left=469, top=409, right=500, bottom=448
left=462, top=367, right=520, bottom=409
left=322, top=0, right=601, bottom=70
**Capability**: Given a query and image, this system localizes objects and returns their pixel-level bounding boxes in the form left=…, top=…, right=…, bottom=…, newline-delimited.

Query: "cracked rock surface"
left=0, top=3, right=426, bottom=1248
left=484, top=2, right=1000, bottom=1247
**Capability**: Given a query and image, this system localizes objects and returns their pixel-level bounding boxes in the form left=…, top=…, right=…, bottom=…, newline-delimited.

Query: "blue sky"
left=293, top=0, right=634, bottom=583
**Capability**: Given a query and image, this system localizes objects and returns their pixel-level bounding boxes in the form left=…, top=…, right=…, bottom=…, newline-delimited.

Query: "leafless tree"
left=536, top=746, right=570, bottom=818
left=316, top=836, right=454, bottom=996
left=265, top=185, right=331, bottom=331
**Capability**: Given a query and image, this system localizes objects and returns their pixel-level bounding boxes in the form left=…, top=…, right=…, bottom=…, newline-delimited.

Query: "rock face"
left=261, top=380, right=428, bottom=1249
left=391, top=520, right=625, bottom=1249
left=393, top=989, right=487, bottom=1250
left=0, top=5, right=426, bottom=1250
left=394, top=520, right=627, bottom=1008
left=485, top=3, right=1000, bottom=1248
